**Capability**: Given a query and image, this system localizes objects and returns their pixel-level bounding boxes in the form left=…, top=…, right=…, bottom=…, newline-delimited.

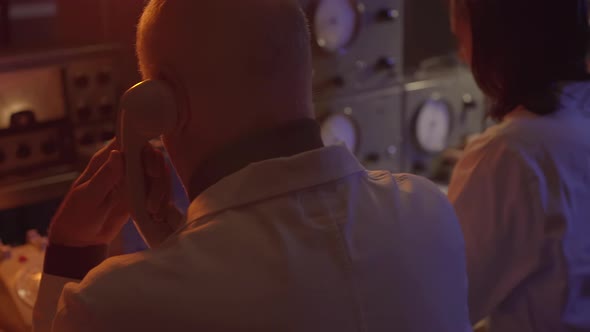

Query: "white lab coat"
left=449, top=81, right=590, bottom=332
left=34, top=145, right=472, bottom=332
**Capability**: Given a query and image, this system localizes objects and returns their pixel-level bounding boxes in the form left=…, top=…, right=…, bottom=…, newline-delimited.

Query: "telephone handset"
left=118, top=80, right=183, bottom=248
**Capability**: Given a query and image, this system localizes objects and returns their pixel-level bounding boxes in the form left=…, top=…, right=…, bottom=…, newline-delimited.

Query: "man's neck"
left=186, top=118, right=324, bottom=201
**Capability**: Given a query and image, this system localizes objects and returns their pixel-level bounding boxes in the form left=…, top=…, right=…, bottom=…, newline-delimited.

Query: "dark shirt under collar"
left=187, top=118, right=325, bottom=201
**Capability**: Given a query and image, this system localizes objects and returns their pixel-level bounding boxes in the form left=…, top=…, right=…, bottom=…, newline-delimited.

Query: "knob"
left=74, top=74, right=90, bottom=89
left=365, top=152, right=381, bottom=164
left=97, top=70, right=112, bottom=85
left=41, top=139, right=58, bottom=155
left=99, top=103, right=115, bottom=117
left=375, top=57, right=396, bottom=71
left=79, top=133, right=96, bottom=146
left=462, top=93, right=477, bottom=108
left=16, top=143, right=32, bottom=159
left=378, top=8, right=399, bottom=21
left=100, top=130, right=115, bottom=142
left=77, top=105, right=92, bottom=121
left=331, top=76, right=345, bottom=88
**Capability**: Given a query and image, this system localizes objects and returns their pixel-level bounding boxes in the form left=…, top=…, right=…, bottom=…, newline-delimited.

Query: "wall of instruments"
left=304, top=0, right=488, bottom=179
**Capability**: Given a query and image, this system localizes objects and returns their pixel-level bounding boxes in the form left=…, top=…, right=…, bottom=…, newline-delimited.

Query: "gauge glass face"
left=321, top=114, right=358, bottom=152
left=415, top=99, right=452, bottom=154
left=314, top=0, right=358, bottom=52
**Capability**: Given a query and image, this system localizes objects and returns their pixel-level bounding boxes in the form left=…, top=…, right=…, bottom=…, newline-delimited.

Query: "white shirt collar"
left=186, top=145, right=365, bottom=222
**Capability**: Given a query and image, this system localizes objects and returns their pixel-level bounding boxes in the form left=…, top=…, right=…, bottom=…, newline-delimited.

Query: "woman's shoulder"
left=460, top=120, right=538, bottom=171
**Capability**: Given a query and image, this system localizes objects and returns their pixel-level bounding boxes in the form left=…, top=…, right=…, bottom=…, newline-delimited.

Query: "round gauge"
left=414, top=98, right=453, bottom=154
left=313, top=0, right=359, bottom=52
left=321, top=113, right=359, bottom=152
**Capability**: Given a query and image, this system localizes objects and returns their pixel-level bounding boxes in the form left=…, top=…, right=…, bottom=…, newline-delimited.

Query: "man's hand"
left=48, top=140, right=128, bottom=247
left=48, top=140, right=174, bottom=247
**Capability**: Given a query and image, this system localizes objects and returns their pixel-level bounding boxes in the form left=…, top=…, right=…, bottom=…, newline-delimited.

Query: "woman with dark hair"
left=448, top=0, right=590, bottom=331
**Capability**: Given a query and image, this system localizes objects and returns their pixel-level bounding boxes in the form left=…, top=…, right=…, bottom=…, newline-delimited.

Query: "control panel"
left=402, top=67, right=487, bottom=182
left=306, top=0, right=488, bottom=178
left=0, top=121, right=74, bottom=177
left=64, top=57, right=118, bottom=159
left=0, top=230, right=46, bottom=332
left=302, top=0, right=403, bottom=99
left=316, top=86, right=403, bottom=172
left=0, top=45, right=119, bottom=207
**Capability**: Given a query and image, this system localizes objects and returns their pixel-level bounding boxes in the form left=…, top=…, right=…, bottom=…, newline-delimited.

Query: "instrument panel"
left=303, top=0, right=403, bottom=99
left=306, top=0, right=489, bottom=180
left=0, top=45, right=120, bottom=209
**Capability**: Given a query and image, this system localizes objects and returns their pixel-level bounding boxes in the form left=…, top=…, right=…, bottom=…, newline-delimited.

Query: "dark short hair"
left=454, top=0, right=590, bottom=120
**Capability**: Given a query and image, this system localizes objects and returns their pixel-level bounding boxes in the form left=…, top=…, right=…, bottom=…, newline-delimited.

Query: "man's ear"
left=157, top=68, right=191, bottom=134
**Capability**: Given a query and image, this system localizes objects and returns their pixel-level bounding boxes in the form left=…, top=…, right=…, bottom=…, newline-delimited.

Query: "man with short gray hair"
left=33, top=1, right=472, bottom=331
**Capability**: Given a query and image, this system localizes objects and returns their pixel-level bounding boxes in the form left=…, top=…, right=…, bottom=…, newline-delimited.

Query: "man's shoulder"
left=367, top=171, right=450, bottom=208
left=363, top=170, right=458, bottom=230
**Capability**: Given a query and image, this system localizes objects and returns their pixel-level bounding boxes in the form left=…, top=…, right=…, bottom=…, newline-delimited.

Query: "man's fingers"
left=142, top=145, right=166, bottom=178
left=84, top=150, right=125, bottom=202
left=76, top=139, right=121, bottom=186
left=146, top=162, right=171, bottom=217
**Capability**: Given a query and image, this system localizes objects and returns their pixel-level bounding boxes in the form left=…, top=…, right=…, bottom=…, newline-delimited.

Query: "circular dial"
left=414, top=98, right=453, bottom=154
left=313, top=0, right=359, bottom=52
left=321, top=114, right=358, bottom=152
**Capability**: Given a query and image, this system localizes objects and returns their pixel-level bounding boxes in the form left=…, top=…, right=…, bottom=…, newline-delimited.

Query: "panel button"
left=16, top=144, right=32, bottom=159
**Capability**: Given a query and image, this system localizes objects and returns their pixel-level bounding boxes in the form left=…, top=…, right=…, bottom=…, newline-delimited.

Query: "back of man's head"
left=137, top=0, right=312, bottom=119
left=136, top=0, right=314, bottom=186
